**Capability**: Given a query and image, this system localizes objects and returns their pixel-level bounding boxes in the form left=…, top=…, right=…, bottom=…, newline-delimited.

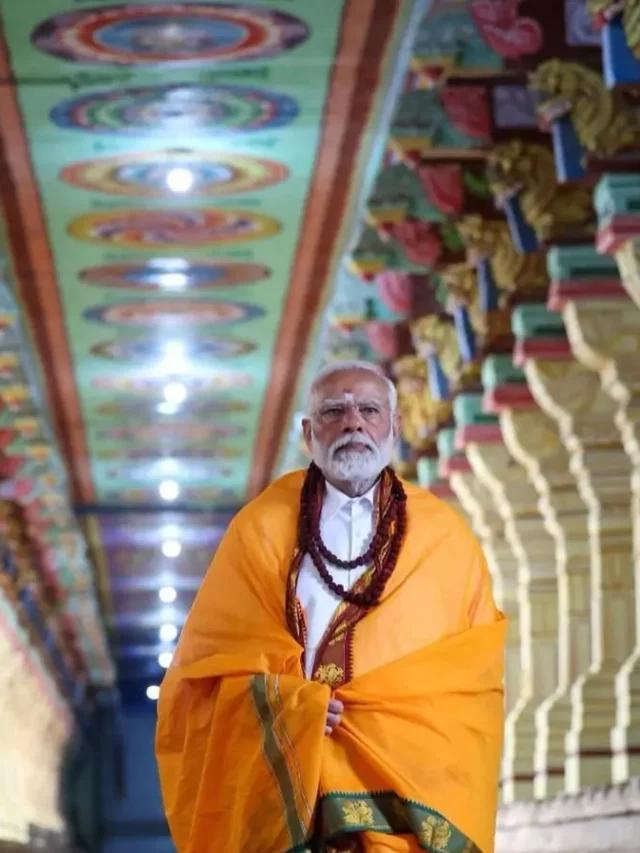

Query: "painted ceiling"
left=0, top=0, right=421, bottom=699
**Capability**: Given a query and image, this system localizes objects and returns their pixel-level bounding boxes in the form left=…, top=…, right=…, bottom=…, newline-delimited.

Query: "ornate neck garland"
left=298, top=462, right=407, bottom=608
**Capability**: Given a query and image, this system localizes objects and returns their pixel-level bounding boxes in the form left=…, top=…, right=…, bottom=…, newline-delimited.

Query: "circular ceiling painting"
left=68, top=209, right=280, bottom=249
left=103, top=486, right=238, bottom=504
left=80, top=259, right=270, bottom=291
left=98, top=423, right=244, bottom=442
left=32, top=4, right=309, bottom=65
left=61, top=150, right=288, bottom=197
left=84, top=299, right=264, bottom=328
left=50, top=83, right=299, bottom=136
left=91, top=335, right=256, bottom=361
left=106, top=461, right=234, bottom=482
left=95, top=399, right=250, bottom=418
left=98, top=446, right=241, bottom=461
left=93, top=372, right=253, bottom=394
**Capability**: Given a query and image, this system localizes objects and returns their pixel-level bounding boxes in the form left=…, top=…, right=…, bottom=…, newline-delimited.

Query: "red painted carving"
left=0, top=428, right=16, bottom=453
left=439, top=86, right=492, bottom=142
left=417, top=163, right=465, bottom=216
left=0, top=456, right=23, bottom=479
left=365, top=322, right=399, bottom=359
left=375, top=270, right=414, bottom=314
left=387, top=220, right=444, bottom=268
left=470, top=0, right=543, bottom=59
left=7, top=477, right=34, bottom=500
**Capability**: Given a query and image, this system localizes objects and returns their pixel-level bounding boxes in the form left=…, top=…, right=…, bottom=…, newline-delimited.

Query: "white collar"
left=322, top=479, right=377, bottom=521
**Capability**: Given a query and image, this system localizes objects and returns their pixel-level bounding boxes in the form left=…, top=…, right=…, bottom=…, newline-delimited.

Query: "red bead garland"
left=298, top=463, right=407, bottom=608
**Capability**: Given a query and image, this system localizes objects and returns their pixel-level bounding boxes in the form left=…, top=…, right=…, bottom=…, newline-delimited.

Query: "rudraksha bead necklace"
left=298, top=462, right=407, bottom=608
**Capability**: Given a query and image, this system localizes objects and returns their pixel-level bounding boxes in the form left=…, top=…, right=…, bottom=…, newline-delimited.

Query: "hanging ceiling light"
left=162, top=382, right=187, bottom=405
left=161, top=540, right=182, bottom=559
left=157, top=401, right=180, bottom=416
left=158, top=585, right=177, bottom=603
left=159, top=623, right=178, bottom=643
left=159, top=479, right=180, bottom=502
left=159, top=271, right=188, bottom=289
left=166, top=167, right=195, bottom=194
left=158, top=651, right=174, bottom=669
left=161, top=341, right=188, bottom=372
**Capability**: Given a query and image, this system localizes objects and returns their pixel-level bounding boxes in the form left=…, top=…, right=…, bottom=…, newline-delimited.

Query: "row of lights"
left=157, top=376, right=187, bottom=501
left=146, top=174, right=195, bottom=700
left=146, top=531, right=185, bottom=700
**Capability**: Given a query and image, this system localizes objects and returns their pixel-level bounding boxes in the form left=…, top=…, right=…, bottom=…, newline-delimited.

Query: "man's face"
left=302, top=369, right=399, bottom=485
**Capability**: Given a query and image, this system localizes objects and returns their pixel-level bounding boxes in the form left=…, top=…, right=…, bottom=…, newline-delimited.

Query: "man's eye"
left=361, top=406, right=378, bottom=415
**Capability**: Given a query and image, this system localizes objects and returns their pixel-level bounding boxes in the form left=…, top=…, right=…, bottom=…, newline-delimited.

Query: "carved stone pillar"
left=552, top=252, right=640, bottom=782
left=445, top=408, right=508, bottom=602
left=483, top=353, right=592, bottom=799
left=438, top=420, right=520, bottom=720
left=449, top=400, right=520, bottom=806
left=519, top=301, right=633, bottom=791
left=461, top=393, right=558, bottom=803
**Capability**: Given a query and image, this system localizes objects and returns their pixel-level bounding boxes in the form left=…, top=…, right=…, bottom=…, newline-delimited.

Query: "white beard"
left=310, top=428, right=395, bottom=492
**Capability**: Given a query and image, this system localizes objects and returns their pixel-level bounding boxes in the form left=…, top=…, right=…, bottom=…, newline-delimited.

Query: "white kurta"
left=296, top=481, right=376, bottom=677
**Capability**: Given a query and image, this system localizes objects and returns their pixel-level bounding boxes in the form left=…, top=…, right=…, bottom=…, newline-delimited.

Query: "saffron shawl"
left=156, top=471, right=505, bottom=853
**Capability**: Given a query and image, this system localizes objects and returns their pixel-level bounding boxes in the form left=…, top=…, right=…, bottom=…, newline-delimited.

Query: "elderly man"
left=156, top=361, right=505, bottom=853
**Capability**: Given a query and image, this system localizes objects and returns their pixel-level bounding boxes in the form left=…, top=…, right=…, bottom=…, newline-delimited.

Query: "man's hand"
left=326, top=698, right=343, bottom=736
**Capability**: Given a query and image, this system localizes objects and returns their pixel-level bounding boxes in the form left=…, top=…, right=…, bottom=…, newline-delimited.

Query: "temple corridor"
left=3, top=1, right=640, bottom=852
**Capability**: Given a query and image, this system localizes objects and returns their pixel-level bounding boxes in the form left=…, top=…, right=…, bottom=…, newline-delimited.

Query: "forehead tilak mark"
left=321, top=392, right=379, bottom=406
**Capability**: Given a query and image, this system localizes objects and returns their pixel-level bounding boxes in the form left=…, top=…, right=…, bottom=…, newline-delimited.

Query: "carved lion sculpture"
left=392, top=355, right=451, bottom=450
left=487, top=140, right=594, bottom=243
left=457, top=215, right=549, bottom=295
left=530, top=59, right=640, bottom=157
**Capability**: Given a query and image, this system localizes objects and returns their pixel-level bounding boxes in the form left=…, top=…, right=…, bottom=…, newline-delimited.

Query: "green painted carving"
left=547, top=243, right=619, bottom=280
left=411, top=3, right=503, bottom=79
left=389, top=88, right=490, bottom=158
left=348, top=226, right=415, bottom=280
left=594, top=172, right=640, bottom=226
left=453, top=391, right=500, bottom=426
left=348, top=222, right=466, bottom=280
left=367, top=164, right=447, bottom=225
left=437, top=426, right=456, bottom=463
left=481, top=354, right=526, bottom=389
left=511, top=304, right=566, bottom=340
left=417, top=456, right=439, bottom=488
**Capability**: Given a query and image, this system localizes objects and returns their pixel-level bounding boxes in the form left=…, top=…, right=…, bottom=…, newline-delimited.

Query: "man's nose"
left=342, top=406, right=364, bottom=430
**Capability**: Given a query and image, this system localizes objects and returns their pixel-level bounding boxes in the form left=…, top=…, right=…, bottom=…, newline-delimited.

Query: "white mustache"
left=330, top=432, right=377, bottom=456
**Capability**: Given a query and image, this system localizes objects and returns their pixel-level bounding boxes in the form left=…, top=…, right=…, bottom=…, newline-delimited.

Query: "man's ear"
left=392, top=410, right=401, bottom=441
left=302, top=418, right=313, bottom=452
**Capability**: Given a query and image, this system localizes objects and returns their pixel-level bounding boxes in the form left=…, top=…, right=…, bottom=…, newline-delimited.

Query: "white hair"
left=305, top=360, right=397, bottom=416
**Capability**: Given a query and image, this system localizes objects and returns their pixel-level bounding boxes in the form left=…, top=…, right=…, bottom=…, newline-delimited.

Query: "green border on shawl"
left=251, top=674, right=309, bottom=849
left=319, top=792, right=483, bottom=853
